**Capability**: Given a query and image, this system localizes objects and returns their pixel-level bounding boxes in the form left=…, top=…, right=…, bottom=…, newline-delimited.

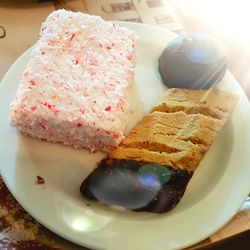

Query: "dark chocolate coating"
left=80, top=159, right=193, bottom=213
left=159, top=33, right=227, bottom=89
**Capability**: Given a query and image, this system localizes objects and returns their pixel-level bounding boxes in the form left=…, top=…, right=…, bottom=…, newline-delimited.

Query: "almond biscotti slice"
left=80, top=88, right=238, bottom=213
left=152, top=88, right=237, bottom=120
left=120, top=111, right=223, bottom=150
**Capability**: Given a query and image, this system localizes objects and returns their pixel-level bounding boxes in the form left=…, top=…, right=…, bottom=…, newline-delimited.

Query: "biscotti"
left=110, top=88, right=238, bottom=171
left=10, top=10, right=136, bottom=153
left=80, top=88, right=238, bottom=213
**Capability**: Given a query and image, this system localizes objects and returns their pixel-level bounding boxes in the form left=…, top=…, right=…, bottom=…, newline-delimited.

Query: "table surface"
left=0, top=0, right=250, bottom=249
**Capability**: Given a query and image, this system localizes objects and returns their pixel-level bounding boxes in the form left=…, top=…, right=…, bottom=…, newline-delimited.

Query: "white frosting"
left=10, top=10, right=136, bottom=152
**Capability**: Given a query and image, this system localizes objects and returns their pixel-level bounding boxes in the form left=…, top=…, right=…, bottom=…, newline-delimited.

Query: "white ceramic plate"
left=1, top=22, right=250, bottom=250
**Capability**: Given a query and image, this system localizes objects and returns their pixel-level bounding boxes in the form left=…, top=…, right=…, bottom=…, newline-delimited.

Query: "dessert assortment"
left=9, top=10, right=238, bottom=214
left=10, top=10, right=136, bottom=153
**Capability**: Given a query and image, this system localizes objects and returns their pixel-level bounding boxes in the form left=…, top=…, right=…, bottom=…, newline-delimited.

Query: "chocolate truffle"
left=159, top=33, right=227, bottom=89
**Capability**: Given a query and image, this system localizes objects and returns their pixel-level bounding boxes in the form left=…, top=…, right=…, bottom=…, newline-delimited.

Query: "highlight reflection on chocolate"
left=158, top=33, right=227, bottom=89
left=80, top=159, right=193, bottom=213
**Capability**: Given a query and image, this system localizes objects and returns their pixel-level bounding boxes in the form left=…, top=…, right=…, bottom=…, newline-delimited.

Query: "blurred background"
left=1, top=0, right=250, bottom=97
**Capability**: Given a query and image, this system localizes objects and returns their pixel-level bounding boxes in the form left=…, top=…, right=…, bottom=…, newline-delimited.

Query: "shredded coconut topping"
left=10, top=10, right=136, bottom=152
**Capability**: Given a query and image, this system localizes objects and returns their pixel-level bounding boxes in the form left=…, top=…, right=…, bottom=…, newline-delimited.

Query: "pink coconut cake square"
left=10, top=9, right=136, bottom=152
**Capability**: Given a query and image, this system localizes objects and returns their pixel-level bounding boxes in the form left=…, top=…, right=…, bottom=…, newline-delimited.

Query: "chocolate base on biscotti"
left=80, top=159, right=193, bottom=213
